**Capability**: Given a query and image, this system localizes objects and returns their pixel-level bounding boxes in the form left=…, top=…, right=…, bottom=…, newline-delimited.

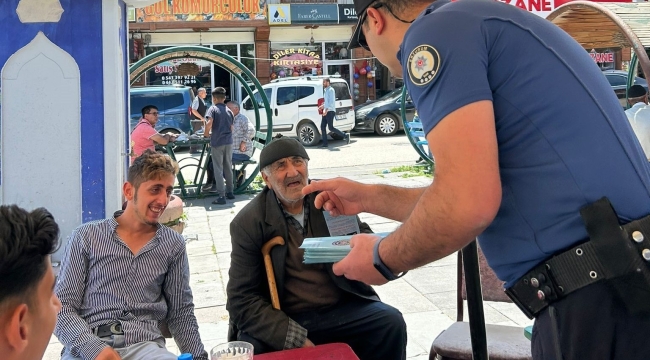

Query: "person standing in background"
left=190, top=88, right=208, bottom=153
left=319, top=78, right=350, bottom=148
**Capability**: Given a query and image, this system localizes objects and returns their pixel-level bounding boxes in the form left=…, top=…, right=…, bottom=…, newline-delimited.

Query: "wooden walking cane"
left=261, top=236, right=285, bottom=310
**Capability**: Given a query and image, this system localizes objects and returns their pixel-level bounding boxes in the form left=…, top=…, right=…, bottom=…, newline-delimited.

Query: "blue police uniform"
left=398, top=1, right=650, bottom=358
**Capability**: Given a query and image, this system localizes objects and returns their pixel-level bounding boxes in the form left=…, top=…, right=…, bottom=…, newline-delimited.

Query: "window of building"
left=325, top=42, right=350, bottom=60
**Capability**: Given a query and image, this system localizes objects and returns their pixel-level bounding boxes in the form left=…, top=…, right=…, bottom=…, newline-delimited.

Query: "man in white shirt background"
left=625, top=85, right=650, bottom=160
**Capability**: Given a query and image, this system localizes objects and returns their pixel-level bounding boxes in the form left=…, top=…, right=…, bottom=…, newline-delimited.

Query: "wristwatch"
left=373, top=237, right=408, bottom=281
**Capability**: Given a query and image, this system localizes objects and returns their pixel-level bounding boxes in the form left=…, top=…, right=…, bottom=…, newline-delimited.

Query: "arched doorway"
left=129, top=46, right=272, bottom=194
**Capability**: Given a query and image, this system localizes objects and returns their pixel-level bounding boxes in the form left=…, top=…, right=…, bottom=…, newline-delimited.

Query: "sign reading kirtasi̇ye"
left=135, top=0, right=266, bottom=22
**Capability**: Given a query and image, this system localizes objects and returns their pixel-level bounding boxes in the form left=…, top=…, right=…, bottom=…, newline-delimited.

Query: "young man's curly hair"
left=128, top=150, right=179, bottom=190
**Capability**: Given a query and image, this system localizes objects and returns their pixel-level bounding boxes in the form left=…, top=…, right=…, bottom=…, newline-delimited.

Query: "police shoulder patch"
left=407, top=44, right=441, bottom=86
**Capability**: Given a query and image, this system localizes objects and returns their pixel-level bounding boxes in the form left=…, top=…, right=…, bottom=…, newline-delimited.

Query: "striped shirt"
left=54, top=212, right=208, bottom=360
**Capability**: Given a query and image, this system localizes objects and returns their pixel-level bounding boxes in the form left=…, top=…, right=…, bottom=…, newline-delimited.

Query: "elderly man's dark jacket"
left=226, top=186, right=379, bottom=350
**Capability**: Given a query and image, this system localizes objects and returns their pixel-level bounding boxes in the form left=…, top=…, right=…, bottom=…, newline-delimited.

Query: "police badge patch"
left=407, top=45, right=441, bottom=86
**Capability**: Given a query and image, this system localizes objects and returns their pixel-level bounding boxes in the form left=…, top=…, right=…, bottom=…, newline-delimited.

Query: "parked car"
left=240, top=75, right=355, bottom=147
left=353, top=87, right=416, bottom=136
left=129, top=85, right=195, bottom=136
left=603, top=70, right=648, bottom=108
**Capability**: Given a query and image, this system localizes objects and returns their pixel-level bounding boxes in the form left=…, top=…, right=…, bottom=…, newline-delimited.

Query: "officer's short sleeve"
left=401, top=10, right=492, bottom=135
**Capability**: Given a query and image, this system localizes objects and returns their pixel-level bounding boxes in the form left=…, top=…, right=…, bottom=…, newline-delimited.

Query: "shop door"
left=326, top=62, right=353, bottom=93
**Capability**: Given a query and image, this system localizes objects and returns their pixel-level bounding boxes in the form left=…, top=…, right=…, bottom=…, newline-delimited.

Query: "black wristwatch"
left=373, top=237, right=408, bottom=281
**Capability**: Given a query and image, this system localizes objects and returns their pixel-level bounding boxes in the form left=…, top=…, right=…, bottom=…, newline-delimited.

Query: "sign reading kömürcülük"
left=134, top=0, right=266, bottom=22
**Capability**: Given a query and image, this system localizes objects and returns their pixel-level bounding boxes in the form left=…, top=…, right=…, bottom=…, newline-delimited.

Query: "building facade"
left=128, top=0, right=386, bottom=105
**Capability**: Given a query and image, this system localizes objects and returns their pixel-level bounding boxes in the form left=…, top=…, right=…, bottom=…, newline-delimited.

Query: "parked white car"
left=241, top=75, right=355, bottom=146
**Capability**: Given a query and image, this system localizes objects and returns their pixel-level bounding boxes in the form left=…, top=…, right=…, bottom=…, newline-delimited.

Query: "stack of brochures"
left=300, top=232, right=390, bottom=264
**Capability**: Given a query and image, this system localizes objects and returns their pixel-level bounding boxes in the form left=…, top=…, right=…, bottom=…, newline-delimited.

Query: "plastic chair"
left=430, top=244, right=532, bottom=360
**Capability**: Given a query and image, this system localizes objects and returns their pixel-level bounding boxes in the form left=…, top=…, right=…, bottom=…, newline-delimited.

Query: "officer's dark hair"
left=141, top=105, right=158, bottom=117
left=0, top=205, right=59, bottom=308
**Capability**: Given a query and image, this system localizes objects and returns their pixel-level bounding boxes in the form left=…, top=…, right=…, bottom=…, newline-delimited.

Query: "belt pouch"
left=580, top=197, right=650, bottom=314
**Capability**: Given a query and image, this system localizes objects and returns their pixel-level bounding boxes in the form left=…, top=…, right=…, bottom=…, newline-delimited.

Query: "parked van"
left=129, top=85, right=195, bottom=135
left=240, top=76, right=355, bottom=146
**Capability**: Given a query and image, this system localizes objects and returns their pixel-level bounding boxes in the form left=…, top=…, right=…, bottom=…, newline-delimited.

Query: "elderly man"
left=190, top=87, right=208, bottom=153
left=226, top=137, right=406, bottom=360
left=55, top=151, right=208, bottom=360
left=0, top=205, right=61, bottom=360
left=227, top=101, right=256, bottom=162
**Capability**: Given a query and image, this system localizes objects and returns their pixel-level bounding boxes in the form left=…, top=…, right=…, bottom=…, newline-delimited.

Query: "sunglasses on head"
left=357, top=2, right=414, bottom=51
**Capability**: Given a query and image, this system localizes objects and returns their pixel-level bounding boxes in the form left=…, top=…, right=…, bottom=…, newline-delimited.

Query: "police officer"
left=302, top=0, right=650, bottom=359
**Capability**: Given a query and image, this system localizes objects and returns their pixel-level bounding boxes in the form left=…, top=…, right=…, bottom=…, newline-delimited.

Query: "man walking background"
left=319, top=78, right=350, bottom=148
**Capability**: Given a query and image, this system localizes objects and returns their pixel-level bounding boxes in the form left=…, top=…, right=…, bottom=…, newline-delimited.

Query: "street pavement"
left=44, top=134, right=534, bottom=359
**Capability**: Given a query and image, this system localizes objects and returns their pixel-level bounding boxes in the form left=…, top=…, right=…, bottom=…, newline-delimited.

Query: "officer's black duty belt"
left=93, top=322, right=123, bottom=338
left=506, top=197, right=650, bottom=319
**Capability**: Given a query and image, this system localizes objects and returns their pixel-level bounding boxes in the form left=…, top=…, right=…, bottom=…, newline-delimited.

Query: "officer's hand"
left=95, top=347, right=122, bottom=360
left=302, top=178, right=367, bottom=216
left=332, top=234, right=388, bottom=285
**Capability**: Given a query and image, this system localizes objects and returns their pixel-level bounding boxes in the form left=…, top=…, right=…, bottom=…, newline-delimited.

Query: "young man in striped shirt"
left=55, top=151, right=208, bottom=360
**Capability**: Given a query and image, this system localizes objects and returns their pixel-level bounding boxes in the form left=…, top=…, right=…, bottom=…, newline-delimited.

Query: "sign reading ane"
left=496, top=0, right=632, bottom=18
left=590, top=52, right=614, bottom=63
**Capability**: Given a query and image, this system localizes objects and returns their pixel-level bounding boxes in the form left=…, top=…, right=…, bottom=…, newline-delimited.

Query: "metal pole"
left=461, top=241, right=489, bottom=360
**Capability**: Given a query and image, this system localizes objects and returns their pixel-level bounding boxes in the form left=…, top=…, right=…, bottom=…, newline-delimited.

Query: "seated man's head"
left=0, top=206, right=60, bottom=360
left=141, top=105, right=159, bottom=125
left=125, top=150, right=179, bottom=226
left=226, top=101, right=240, bottom=116
left=628, top=85, right=648, bottom=106
left=260, top=137, right=310, bottom=211
left=212, top=87, right=227, bottom=104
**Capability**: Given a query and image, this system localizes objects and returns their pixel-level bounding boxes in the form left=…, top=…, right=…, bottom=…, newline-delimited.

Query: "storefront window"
left=139, top=44, right=256, bottom=103
left=143, top=46, right=211, bottom=93
left=270, top=43, right=323, bottom=79
left=241, top=44, right=256, bottom=75
left=325, top=42, right=350, bottom=60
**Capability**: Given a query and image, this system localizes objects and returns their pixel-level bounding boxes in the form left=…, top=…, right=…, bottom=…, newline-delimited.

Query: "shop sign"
left=153, top=58, right=210, bottom=74
left=134, top=0, right=265, bottom=22
left=496, top=0, right=632, bottom=18
left=589, top=49, right=614, bottom=63
left=159, top=75, right=198, bottom=86
left=338, top=4, right=357, bottom=23
left=271, top=48, right=322, bottom=67
left=290, top=4, right=338, bottom=24
left=268, top=4, right=291, bottom=25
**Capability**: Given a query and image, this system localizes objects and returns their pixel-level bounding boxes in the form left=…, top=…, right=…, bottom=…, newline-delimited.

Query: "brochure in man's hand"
left=300, top=232, right=391, bottom=264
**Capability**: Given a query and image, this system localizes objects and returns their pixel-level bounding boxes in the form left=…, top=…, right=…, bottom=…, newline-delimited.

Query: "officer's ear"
left=365, top=7, right=386, bottom=35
